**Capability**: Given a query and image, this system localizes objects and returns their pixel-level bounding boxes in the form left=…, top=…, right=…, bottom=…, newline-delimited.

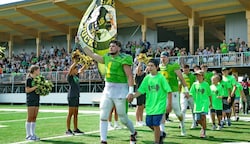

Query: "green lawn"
left=0, top=104, right=249, bottom=144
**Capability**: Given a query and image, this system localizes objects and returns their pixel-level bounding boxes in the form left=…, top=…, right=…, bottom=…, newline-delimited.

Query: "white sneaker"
left=136, top=121, right=144, bottom=127
left=217, top=125, right=222, bottom=130
left=181, top=127, right=186, bottom=136
left=108, top=123, right=114, bottom=130
left=140, top=121, right=146, bottom=126
left=114, top=123, right=121, bottom=129
left=191, top=122, right=197, bottom=129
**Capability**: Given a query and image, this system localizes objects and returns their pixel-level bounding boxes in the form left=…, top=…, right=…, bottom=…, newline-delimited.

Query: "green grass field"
left=0, top=104, right=249, bottom=144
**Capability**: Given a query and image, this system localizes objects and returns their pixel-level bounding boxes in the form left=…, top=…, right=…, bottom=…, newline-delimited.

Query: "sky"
left=0, top=0, right=25, bottom=5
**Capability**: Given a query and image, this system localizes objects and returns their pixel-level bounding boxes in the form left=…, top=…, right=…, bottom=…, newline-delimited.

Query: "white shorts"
left=170, top=92, right=182, bottom=117
left=180, top=92, right=194, bottom=112
left=103, top=82, right=128, bottom=98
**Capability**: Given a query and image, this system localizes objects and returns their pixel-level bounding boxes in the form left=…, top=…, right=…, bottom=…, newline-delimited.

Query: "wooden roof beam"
left=238, top=0, right=250, bottom=10
left=115, top=0, right=156, bottom=30
left=0, top=19, right=38, bottom=37
left=53, top=1, right=83, bottom=19
left=168, top=0, right=192, bottom=18
left=0, top=32, right=10, bottom=42
left=16, top=7, right=69, bottom=34
left=168, top=0, right=201, bottom=25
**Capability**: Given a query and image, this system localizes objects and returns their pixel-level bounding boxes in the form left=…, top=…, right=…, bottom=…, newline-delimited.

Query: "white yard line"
left=11, top=130, right=100, bottom=144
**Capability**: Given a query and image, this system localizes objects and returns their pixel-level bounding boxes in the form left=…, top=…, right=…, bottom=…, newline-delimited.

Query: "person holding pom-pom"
left=65, top=60, right=86, bottom=135
left=25, top=65, right=41, bottom=141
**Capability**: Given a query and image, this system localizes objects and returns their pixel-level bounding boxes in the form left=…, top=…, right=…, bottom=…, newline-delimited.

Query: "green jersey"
left=220, top=80, right=231, bottom=97
left=138, top=72, right=172, bottom=115
left=235, top=82, right=243, bottom=98
left=204, top=71, right=213, bottom=85
left=210, top=84, right=223, bottom=110
left=223, top=75, right=237, bottom=90
left=181, top=72, right=196, bottom=93
left=220, top=43, right=228, bottom=54
left=159, top=63, right=180, bottom=92
left=189, top=81, right=211, bottom=113
left=103, top=53, right=133, bottom=83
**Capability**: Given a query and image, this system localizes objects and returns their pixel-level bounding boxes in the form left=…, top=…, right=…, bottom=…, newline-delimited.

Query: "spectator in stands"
left=235, top=37, right=241, bottom=52
left=25, top=65, right=41, bottom=141
left=65, top=60, right=86, bottom=135
left=240, top=41, right=248, bottom=52
left=220, top=39, right=228, bottom=54
left=228, top=38, right=236, bottom=53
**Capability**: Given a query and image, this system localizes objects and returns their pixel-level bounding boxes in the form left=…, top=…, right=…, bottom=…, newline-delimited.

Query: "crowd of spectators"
left=0, top=46, right=101, bottom=82
left=0, top=37, right=250, bottom=79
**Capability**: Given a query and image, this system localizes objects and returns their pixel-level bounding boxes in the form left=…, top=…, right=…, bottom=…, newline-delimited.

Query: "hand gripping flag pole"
left=77, top=0, right=117, bottom=76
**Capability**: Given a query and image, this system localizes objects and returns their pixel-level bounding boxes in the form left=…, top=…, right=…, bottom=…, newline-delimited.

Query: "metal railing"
left=0, top=70, right=104, bottom=93
left=167, top=52, right=250, bottom=68
left=1, top=52, right=250, bottom=93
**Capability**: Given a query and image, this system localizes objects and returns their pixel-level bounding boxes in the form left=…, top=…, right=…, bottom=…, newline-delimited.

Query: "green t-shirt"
left=159, top=63, right=180, bottom=92
left=189, top=81, right=211, bottom=113
left=210, top=84, right=223, bottom=110
left=220, top=43, right=228, bottom=54
left=181, top=72, right=196, bottom=93
left=223, top=75, right=237, bottom=91
left=103, top=53, right=133, bottom=83
left=204, top=72, right=213, bottom=85
left=235, top=82, right=243, bottom=98
left=220, top=80, right=231, bottom=97
left=138, top=72, right=172, bottom=115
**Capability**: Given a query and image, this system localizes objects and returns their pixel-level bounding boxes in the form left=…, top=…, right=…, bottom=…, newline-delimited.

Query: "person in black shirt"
left=65, top=61, right=86, bottom=135
left=135, top=62, right=147, bottom=126
left=25, top=65, right=40, bottom=141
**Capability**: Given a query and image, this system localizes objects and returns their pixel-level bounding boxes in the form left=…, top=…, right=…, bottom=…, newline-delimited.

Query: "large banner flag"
left=77, top=0, right=117, bottom=75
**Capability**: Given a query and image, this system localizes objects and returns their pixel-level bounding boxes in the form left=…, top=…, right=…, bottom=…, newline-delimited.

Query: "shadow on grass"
left=41, top=139, right=85, bottom=144
left=188, top=134, right=248, bottom=143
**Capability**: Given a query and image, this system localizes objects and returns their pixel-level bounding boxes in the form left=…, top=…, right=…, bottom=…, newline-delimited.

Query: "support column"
left=67, top=33, right=71, bottom=54
left=141, top=18, right=147, bottom=42
left=8, top=36, right=13, bottom=58
left=36, top=37, right=41, bottom=58
left=246, top=10, right=250, bottom=47
left=188, top=14, right=195, bottom=55
left=198, top=19, right=204, bottom=50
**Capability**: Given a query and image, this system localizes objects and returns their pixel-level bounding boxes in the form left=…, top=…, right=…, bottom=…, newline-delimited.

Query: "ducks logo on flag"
left=77, top=0, right=116, bottom=75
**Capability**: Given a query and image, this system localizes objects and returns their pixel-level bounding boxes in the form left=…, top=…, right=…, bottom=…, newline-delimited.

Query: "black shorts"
left=222, top=97, right=230, bottom=111
left=210, top=109, right=222, bottom=116
left=229, top=96, right=235, bottom=107
left=137, top=94, right=146, bottom=106
left=26, top=97, right=40, bottom=107
left=68, top=97, right=79, bottom=107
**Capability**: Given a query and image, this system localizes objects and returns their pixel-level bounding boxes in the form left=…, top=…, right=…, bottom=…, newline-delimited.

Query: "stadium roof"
left=0, top=0, right=249, bottom=43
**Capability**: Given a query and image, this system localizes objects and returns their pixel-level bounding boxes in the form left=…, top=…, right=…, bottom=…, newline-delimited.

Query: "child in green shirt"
left=189, top=70, right=212, bottom=138
left=127, top=59, right=172, bottom=144
left=210, top=75, right=224, bottom=130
